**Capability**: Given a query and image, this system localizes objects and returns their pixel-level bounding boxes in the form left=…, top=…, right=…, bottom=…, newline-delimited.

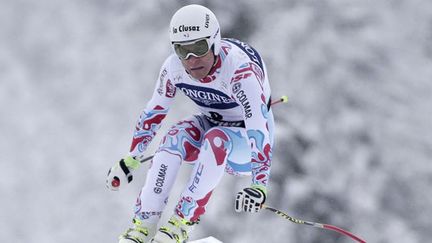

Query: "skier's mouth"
left=190, top=66, right=204, bottom=71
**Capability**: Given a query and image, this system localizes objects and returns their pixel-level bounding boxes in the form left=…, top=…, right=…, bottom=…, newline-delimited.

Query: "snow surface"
left=1, top=0, right=432, bottom=243
left=190, top=237, right=223, bottom=243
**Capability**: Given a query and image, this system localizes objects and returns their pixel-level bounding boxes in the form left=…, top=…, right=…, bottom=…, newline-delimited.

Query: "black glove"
left=235, top=186, right=267, bottom=213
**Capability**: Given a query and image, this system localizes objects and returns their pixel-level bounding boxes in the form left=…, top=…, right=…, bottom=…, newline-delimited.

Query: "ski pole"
left=262, top=205, right=366, bottom=243
left=138, top=95, right=288, bottom=164
left=270, top=95, right=288, bottom=106
left=140, top=155, right=154, bottom=164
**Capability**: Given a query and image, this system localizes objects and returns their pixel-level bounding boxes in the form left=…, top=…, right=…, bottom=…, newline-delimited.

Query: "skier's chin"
left=189, top=67, right=207, bottom=79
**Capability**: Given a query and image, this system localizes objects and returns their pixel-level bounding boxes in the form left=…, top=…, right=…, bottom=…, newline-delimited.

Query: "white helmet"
left=169, top=4, right=221, bottom=55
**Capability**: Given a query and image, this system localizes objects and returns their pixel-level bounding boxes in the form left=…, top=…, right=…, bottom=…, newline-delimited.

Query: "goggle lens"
left=173, top=39, right=210, bottom=59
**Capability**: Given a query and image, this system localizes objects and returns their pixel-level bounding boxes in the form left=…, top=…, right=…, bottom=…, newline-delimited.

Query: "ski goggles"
left=173, top=38, right=211, bottom=59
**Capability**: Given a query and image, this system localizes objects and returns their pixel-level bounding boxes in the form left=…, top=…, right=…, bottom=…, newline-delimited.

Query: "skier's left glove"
left=235, top=185, right=267, bottom=213
left=106, top=156, right=141, bottom=191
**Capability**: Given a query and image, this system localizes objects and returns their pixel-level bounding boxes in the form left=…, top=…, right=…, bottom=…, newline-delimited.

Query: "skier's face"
left=180, top=50, right=215, bottom=80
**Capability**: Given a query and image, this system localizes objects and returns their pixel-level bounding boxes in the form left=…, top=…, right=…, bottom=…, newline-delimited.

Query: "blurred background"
left=1, top=0, right=432, bottom=242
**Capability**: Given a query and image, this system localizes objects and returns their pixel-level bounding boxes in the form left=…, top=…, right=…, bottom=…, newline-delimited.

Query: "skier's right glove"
left=106, top=156, right=141, bottom=191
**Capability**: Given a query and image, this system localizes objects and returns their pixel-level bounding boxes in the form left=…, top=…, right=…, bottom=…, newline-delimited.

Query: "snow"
left=190, top=237, right=223, bottom=243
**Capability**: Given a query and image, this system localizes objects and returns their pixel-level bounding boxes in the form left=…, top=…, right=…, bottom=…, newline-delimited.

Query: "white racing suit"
left=129, top=38, right=274, bottom=223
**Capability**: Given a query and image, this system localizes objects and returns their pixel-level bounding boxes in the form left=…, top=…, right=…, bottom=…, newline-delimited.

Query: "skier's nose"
left=185, top=55, right=200, bottom=65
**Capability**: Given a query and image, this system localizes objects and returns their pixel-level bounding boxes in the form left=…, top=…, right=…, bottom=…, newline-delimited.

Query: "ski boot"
left=119, top=218, right=157, bottom=243
left=152, top=215, right=197, bottom=243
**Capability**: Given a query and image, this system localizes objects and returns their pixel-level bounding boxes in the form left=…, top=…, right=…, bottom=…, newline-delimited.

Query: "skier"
left=107, top=4, right=274, bottom=243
